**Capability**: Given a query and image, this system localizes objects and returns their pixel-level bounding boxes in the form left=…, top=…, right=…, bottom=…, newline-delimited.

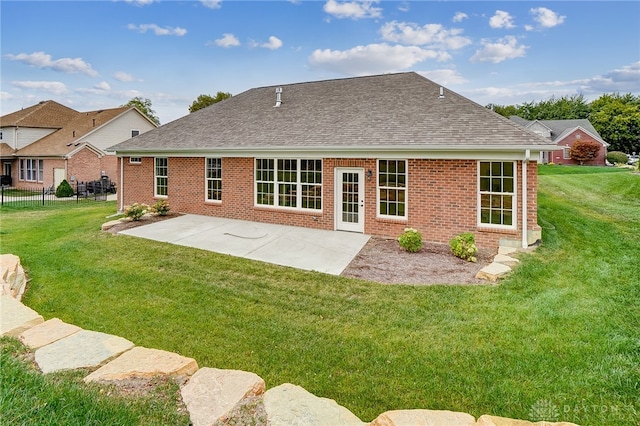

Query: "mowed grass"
left=0, top=337, right=189, bottom=425
left=1, top=166, right=638, bottom=424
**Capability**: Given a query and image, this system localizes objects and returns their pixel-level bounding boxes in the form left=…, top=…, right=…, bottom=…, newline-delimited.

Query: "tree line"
left=488, top=93, right=640, bottom=154
left=124, top=90, right=639, bottom=154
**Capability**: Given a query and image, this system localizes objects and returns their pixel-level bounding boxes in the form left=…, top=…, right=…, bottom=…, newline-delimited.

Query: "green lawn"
left=1, top=166, right=638, bottom=425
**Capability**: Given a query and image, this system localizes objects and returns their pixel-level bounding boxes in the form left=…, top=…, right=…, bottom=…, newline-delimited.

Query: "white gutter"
left=119, top=156, right=124, bottom=212
left=522, top=149, right=530, bottom=248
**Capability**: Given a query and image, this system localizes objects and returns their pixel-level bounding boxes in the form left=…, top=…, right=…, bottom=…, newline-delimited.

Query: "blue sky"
left=2, top=1, right=639, bottom=124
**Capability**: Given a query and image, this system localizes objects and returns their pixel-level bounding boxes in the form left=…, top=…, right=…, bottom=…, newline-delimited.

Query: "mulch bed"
left=340, top=237, right=495, bottom=285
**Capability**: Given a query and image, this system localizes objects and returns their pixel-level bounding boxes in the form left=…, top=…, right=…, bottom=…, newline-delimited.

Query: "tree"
left=490, top=95, right=590, bottom=120
left=123, top=97, right=160, bottom=126
left=486, top=104, right=518, bottom=117
left=589, top=93, right=640, bottom=153
left=189, top=91, right=232, bottom=113
left=569, top=140, right=601, bottom=165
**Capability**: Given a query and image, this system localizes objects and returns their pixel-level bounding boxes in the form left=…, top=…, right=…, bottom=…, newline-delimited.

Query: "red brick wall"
left=549, top=130, right=606, bottom=165
left=119, top=156, right=539, bottom=248
left=67, top=150, right=98, bottom=184
left=12, top=148, right=117, bottom=191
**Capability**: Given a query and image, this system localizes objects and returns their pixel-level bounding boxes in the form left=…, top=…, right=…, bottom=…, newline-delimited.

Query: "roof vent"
left=274, top=87, right=283, bottom=107
left=439, top=86, right=445, bottom=99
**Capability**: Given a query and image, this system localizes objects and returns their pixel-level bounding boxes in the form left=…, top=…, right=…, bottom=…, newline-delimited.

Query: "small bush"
left=607, top=151, right=629, bottom=165
left=55, top=180, right=75, bottom=197
left=151, top=199, right=170, bottom=216
left=398, top=228, right=423, bottom=253
left=450, top=232, right=478, bottom=262
left=124, top=203, right=149, bottom=221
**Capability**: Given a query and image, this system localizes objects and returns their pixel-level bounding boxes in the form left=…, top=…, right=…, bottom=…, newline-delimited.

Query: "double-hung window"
left=206, top=158, right=222, bottom=201
left=154, top=157, right=168, bottom=197
left=20, top=159, right=43, bottom=182
left=478, top=161, right=515, bottom=227
left=378, top=159, right=407, bottom=218
left=255, top=158, right=322, bottom=210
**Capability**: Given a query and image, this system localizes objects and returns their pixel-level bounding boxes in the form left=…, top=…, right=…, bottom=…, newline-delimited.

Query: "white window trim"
left=254, top=158, right=323, bottom=212
left=477, top=161, right=517, bottom=230
left=20, top=158, right=44, bottom=183
left=154, top=157, right=168, bottom=198
left=129, top=157, right=141, bottom=164
left=376, top=159, right=408, bottom=220
left=563, top=146, right=571, bottom=160
left=205, top=157, right=222, bottom=203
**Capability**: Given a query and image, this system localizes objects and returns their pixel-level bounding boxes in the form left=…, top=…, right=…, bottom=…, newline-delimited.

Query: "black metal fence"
left=0, top=179, right=116, bottom=207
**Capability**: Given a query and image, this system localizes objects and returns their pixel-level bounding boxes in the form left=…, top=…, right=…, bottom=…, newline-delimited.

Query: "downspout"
left=522, top=149, right=530, bottom=248
left=119, top=156, right=124, bottom=212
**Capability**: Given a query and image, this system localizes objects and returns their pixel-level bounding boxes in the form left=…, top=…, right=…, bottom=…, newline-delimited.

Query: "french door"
left=335, top=168, right=364, bottom=233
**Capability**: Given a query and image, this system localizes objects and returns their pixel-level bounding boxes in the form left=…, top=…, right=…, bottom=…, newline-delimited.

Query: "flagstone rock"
left=84, top=346, right=198, bottom=383
left=493, top=254, right=520, bottom=267
left=497, top=246, right=518, bottom=255
left=475, top=262, right=511, bottom=282
left=370, top=409, right=476, bottom=426
left=181, top=367, right=265, bottom=426
left=0, top=254, right=27, bottom=301
left=476, top=415, right=580, bottom=426
left=19, top=318, right=81, bottom=349
left=35, top=329, right=134, bottom=374
left=101, top=219, right=123, bottom=231
left=0, top=295, right=43, bottom=337
left=263, top=383, right=365, bottom=426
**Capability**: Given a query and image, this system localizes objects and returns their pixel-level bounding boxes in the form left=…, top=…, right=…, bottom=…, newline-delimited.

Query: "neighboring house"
left=0, top=100, right=157, bottom=190
left=109, top=72, right=557, bottom=249
left=510, top=116, right=608, bottom=165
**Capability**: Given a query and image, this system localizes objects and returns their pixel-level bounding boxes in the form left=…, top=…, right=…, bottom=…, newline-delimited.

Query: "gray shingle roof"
left=510, top=116, right=606, bottom=144
left=109, top=72, right=555, bottom=154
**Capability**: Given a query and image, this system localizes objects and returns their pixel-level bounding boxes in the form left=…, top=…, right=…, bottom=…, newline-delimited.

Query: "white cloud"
left=95, top=81, right=111, bottom=91
left=0, top=91, right=13, bottom=101
left=5, top=51, right=98, bottom=77
left=124, top=0, right=154, bottom=6
left=323, top=0, right=382, bottom=20
left=309, top=43, right=447, bottom=76
left=489, top=10, right=515, bottom=29
left=12, top=80, right=68, bottom=95
left=465, top=62, right=640, bottom=107
left=380, top=21, right=471, bottom=50
left=418, top=68, right=468, bottom=86
left=200, top=0, right=222, bottom=9
left=250, top=36, right=283, bottom=50
left=213, top=33, right=240, bottom=48
left=77, top=82, right=112, bottom=95
left=581, top=61, right=640, bottom=93
left=263, top=36, right=283, bottom=50
left=470, top=36, right=527, bottom=63
left=114, top=71, right=136, bottom=82
left=127, top=23, right=187, bottom=36
left=530, top=7, right=565, bottom=28
left=397, top=2, right=410, bottom=13
left=452, top=12, right=468, bottom=23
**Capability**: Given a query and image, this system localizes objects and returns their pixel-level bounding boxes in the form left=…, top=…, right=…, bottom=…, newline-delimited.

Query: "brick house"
left=510, top=117, right=608, bottom=165
left=0, top=100, right=157, bottom=191
left=109, top=72, right=557, bottom=249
